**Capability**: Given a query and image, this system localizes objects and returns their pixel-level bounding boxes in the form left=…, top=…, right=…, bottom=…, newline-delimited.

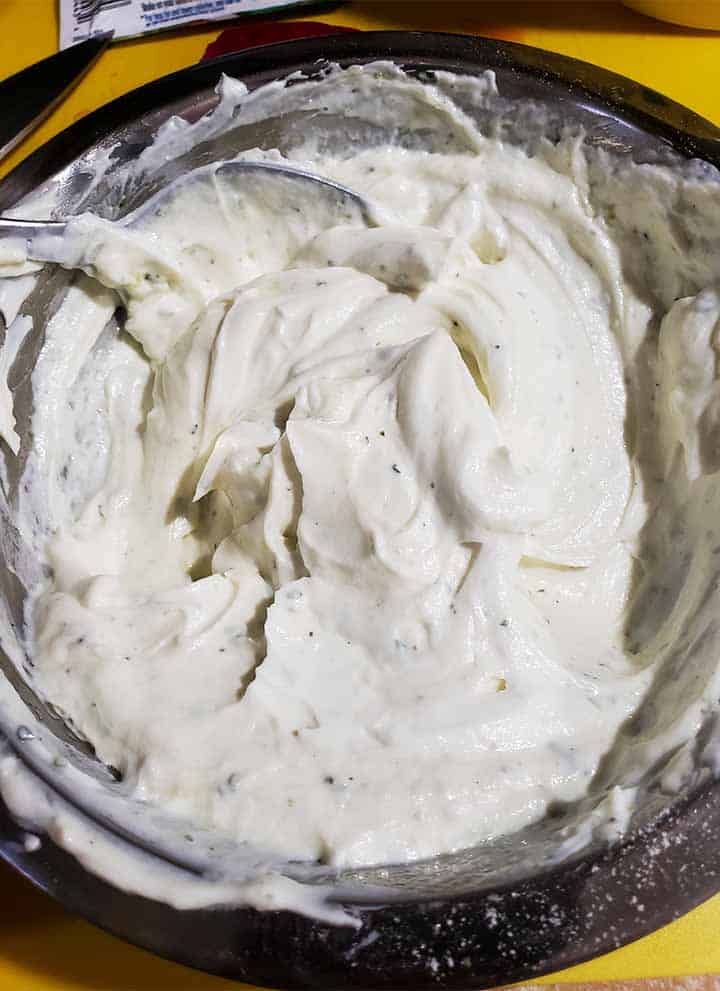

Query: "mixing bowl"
left=1, top=31, right=720, bottom=990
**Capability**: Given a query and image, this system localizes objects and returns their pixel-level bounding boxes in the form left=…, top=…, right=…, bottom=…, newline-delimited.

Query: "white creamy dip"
left=2, top=64, right=720, bottom=907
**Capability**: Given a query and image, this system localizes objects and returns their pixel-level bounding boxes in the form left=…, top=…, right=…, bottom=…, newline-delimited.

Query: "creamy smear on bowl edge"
left=1, top=64, right=720, bottom=898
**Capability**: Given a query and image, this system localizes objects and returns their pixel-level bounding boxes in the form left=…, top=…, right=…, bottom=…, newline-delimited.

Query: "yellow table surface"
left=1, top=2, right=720, bottom=987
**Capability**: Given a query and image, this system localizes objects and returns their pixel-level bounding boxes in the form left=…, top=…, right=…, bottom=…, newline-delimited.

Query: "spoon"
left=0, top=159, right=376, bottom=257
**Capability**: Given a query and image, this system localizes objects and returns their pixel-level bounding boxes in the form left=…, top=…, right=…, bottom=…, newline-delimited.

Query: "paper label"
left=59, top=0, right=316, bottom=49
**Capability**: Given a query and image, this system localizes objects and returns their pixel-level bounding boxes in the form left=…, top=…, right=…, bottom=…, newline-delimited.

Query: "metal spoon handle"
left=0, top=217, right=67, bottom=239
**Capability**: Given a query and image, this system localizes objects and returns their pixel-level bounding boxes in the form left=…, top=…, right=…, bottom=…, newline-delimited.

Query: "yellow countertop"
left=1, top=2, right=720, bottom=988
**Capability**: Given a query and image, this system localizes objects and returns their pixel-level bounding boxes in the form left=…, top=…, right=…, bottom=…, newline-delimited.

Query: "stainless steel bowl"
left=1, top=32, right=720, bottom=990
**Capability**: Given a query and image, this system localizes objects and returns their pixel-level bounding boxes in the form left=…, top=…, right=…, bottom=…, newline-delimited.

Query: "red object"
left=203, top=20, right=358, bottom=60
